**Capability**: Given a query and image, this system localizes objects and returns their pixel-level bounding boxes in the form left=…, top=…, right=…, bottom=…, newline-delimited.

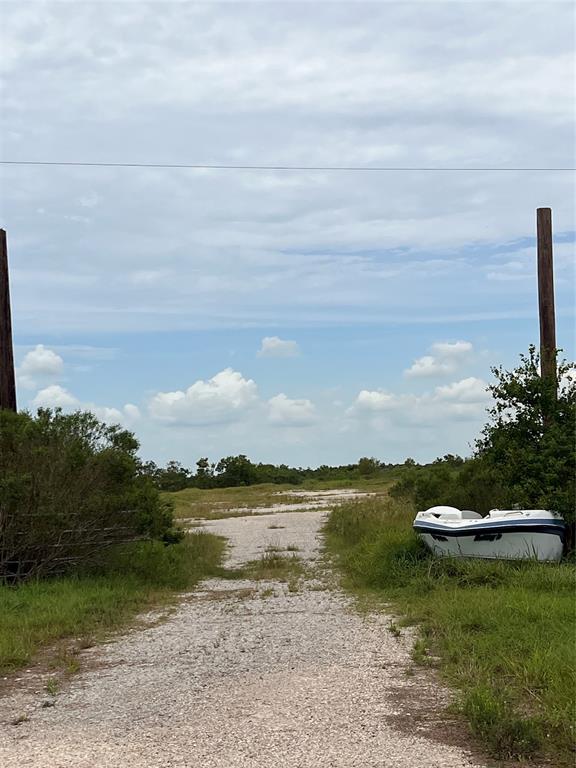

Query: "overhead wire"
left=0, top=160, right=573, bottom=172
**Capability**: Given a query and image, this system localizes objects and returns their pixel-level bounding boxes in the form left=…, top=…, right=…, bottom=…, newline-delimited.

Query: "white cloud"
left=148, top=368, right=258, bottom=425
left=18, top=344, right=64, bottom=389
left=123, top=403, right=141, bottom=421
left=32, top=384, right=79, bottom=409
left=268, top=393, right=316, bottom=426
left=353, top=389, right=401, bottom=413
left=404, top=341, right=474, bottom=378
left=434, top=377, right=489, bottom=403
left=350, top=376, right=490, bottom=426
left=404, top=355, right=453, bottom=378
left=90, top=404, right=141, bottom=425
left=31, top=386, right=140, bottom=427
left=258, top=336, right=300, bottom=358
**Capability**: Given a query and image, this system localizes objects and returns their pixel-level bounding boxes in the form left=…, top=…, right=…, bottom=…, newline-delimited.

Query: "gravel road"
left=0, top=507, right=483, bottom=767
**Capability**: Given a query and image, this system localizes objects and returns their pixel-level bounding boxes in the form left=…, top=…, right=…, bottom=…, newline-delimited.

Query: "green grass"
left=324, top=498, right=576, bottom=764
left=0, top=532, right=225, bottom=676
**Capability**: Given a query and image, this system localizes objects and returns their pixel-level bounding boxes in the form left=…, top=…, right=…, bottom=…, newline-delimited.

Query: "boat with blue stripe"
left=413, top=506, right=565, bottom=562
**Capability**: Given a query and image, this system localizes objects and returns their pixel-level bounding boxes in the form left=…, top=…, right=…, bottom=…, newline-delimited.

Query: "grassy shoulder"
left=324, top=498, right=576, bottom=765
left=0, top=532, right=225, bottom=676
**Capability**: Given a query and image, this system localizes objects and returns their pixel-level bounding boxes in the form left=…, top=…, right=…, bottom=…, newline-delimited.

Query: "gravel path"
left=0, top=508, right=483, bottom=768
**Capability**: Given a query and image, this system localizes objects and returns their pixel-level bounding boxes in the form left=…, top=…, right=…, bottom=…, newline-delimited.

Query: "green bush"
left=0, top=408, right=181, bottom=583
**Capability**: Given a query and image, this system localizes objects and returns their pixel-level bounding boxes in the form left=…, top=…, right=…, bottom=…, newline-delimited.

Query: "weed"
left=65, top=657, right=81, bottom=675
left=387, top=621, right=401, bottom=638
left=45, top=677, right=59, bottom=696
left=411, top=636, right=432, bottom=666
left=245, top=549, right=304, bottom=582
left=287, top=577, right=300, bottom=593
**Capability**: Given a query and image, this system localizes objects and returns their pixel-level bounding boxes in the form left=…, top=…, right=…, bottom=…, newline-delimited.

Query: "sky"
left=1, top=1, right=574, bottom=469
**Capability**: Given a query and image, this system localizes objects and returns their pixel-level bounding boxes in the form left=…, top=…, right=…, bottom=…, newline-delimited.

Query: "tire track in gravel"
left=0, top=508, right=485, bottom=768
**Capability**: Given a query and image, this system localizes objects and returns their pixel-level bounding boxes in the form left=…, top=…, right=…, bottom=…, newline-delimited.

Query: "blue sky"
left=1, top=1, right=575, bottom=468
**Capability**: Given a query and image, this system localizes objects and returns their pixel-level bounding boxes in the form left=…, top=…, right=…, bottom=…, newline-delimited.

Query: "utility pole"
left=536, top=207, right=557, bottom=402
left=0, top=228, right=17, bottom=411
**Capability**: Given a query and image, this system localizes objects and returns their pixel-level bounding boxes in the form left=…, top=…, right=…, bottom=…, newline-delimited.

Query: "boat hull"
left=413, top=518, right=565, bottom=562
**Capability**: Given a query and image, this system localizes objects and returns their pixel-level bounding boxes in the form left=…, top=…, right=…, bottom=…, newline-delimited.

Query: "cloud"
left=17, top=344, right=64, bottom=389
left=32, top=384, right=78, bottom=409
left=434, top=376, right=489, bottom=403
left=350, top=376, right=489, bottom=425
left=123, top=403, right=141, bottom=421
left=91, top=403, right=141, bottom=425
left=258, top=336, right=300, bottom=358
left=30, top=385, right=140, bottom=426
left=404, top=341, right=473, bottom=378
left=353, top=389, right=401, bottom=412
left=148, top=368, right=258, bottom=425
left=268, top=393, right=316, bottom=426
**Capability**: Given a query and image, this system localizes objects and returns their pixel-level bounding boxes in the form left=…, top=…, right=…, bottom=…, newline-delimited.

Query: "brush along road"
left=0, top=500, right=483, bottom=767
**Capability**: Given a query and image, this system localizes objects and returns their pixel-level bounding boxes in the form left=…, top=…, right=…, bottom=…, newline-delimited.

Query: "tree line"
left=139, top=454, right=404, bottom=492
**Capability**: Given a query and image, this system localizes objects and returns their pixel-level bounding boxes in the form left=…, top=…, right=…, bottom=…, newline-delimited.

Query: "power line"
left=0, top=160, right=573, bottom=172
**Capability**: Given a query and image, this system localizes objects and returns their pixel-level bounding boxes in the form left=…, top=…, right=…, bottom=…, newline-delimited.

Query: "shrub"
left=0, top=408, right=180, bottom=583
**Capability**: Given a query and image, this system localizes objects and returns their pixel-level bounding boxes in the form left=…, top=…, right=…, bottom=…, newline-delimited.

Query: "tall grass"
left=0, top=532, right=225, bottom=675
left=325, top=499, right=576, bottom=763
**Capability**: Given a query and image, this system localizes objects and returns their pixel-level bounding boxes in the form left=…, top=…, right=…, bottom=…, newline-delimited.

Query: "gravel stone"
left=0, top=506, right=484, bottom=767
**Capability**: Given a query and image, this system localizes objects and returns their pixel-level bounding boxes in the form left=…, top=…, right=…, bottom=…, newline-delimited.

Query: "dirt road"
left=0, top=506, right=483, bottom=767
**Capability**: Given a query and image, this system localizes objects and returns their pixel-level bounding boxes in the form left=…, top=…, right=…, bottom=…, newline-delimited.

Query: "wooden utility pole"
left=536, top=208, right=557, bottom=397
left=0, top=228, right=17, bottom=411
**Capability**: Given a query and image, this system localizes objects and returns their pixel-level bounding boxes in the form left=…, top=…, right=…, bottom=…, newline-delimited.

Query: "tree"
left=195, top=457, right=215, bottom=488
left=215, top=455, right=258, bottom=486
left=156, top=460, right=191, bottom=492
left=476, top=345, right=575, bottom=526
left=357, top=457, right=381, bottom=477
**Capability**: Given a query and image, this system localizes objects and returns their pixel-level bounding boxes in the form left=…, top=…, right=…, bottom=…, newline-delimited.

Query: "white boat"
left=413, top=506, right=565, bottom=562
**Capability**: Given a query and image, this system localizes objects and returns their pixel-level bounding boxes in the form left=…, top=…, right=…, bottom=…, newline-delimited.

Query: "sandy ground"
left=0, top=502, right=484, bottom=768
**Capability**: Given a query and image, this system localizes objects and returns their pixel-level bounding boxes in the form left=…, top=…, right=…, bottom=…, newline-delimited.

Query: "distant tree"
left=404, top=457, right=417, bottom=466
left=194, top=457, right=215, bottom=488
left=432, top=454, right=464, bottom=466
left=156, top=460, right=191, bottom=492
left=215, top=455, right=258, bottom=486
left=138, top=459, right=160, bottom=480
left=357, top=457, right=381, bottom=477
